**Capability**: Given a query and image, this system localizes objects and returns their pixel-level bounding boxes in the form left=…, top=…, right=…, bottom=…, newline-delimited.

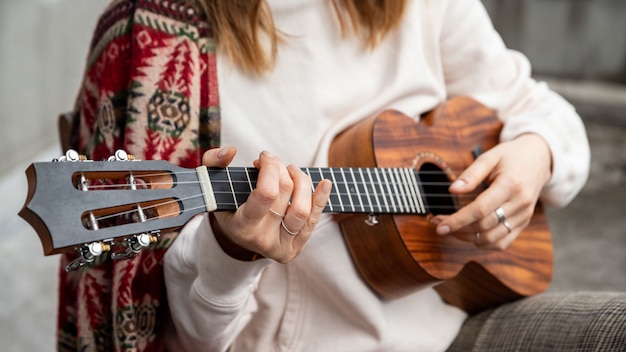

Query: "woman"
left=58, top=0, right=622, bottom=351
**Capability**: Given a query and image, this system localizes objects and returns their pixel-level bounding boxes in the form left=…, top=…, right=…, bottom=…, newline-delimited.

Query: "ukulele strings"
left=85, top=168, right=482, bottom=224
left=83, top=176, right=481, bottom=202
left=92, top=190, right=474, bottom=224
left=92, top=192, right=469, bottom=226
left=83, top=168, right=476, bottom=195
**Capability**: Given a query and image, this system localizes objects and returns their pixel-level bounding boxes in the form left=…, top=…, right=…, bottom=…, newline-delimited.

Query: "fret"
left=373, top=168, right=390, bottom=213
left=408, top=169, right=426, bottom=214
left=358, top=169, right=375, bottom=213
left=304, top=168, right=333, bottom=212
left=349, top=168, right=365, bottom=212
left=399, top=168, right=416, bottom=213
left=380, top=168, right=397, bottom=213
left=207, top=168, right=235, bottom=211
left=329, top=168, right=345, bottom=212
left=339, top=168, right=355, bottom=212
left=390, top=169, right=405, bottom=212
left=304, top=168, right=315, bottom=192
left=225, top=168, right=237, bottom=209
left=319, top=167, right=336, bottom=212
left=397, top=169, right=412, bottom=213
left=244, top=168, right=255, bottom=196
left=366, top=168, right=382, bottom=213
left=204, top=166, right=426, bottom=215
left=233, top=169, right=250, bottom=209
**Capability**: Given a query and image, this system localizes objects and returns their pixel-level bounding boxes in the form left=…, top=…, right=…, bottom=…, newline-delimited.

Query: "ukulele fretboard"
left=202, top=167, right=428, bottom=215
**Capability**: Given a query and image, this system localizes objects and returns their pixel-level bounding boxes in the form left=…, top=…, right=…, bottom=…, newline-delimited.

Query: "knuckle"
left=476, top=219, right=491, bottom=232
left=503, top=176, right=528, bottom=197
left=289, top=204, right=310, bottom=222
left=254, top=186, right=279, bottom=206
left=279, top=177, right=294, bottom=193
left=518, top=190, right=536, bottom=208
left=473, top=202, right=492, bottom=219
left=305, top=217, right=320, bottom=231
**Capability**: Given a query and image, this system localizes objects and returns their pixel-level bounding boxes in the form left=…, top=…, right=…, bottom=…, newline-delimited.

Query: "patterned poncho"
left=57, top=1, right=219, bottom=350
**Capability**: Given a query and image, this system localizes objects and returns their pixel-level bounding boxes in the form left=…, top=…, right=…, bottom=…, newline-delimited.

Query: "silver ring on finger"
left=495, top=207, right=506, bottom=224
left=502, top=221, right=512, bottom=233
left=269, top=209, right=285, bottom=218
left=281, top=220, right=299, bottom=236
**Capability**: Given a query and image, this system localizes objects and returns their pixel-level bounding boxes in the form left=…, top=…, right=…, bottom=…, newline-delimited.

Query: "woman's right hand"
left=201, top=147, right=332, bottom=263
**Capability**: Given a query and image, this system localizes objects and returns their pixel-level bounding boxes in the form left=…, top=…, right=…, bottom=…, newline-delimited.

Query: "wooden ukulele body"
left=329, top=96, right=553, bottom=313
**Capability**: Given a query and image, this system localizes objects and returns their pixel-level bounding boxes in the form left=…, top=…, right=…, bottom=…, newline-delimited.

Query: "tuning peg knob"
left=64, top=241, right=112, bottom=272
left=111, top=232, right=159, bottom=260
left=108, top=149, right=137, bottom=161
left=54, top=149, right=87, bottom=162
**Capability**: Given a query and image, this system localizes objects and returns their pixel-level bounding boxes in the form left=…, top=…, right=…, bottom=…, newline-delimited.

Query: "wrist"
left=209, top=213, right=263, bottom=261
left=517, top=133, right=553, bottom=183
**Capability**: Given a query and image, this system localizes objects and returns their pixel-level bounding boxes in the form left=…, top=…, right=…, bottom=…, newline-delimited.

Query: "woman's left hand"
left=430, top=133, right=553, bottom=250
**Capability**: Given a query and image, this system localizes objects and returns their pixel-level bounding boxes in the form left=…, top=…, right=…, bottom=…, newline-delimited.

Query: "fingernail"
left=437, top=225, right=451, bottom=235
left=450, top=179, right=466, bottom=190
left=217, top=147, right=228, bottom=159
left=262, top=151, right=274, bottom=158
left=320, top=179, right=332, bottom=193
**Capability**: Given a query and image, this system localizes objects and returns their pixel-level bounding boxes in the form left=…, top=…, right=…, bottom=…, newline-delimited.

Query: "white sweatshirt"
left=164, top=0, right=590, bottom=351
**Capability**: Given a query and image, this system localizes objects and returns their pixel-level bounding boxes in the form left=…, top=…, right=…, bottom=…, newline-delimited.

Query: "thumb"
left=202, top=146, right=237, bottom=168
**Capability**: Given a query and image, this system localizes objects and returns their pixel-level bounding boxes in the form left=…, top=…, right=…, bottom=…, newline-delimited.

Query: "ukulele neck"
left=199, top=166, right=429, bottom=215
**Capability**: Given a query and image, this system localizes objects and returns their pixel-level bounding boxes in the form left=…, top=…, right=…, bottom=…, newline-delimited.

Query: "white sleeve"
left=439, top=0, right=590, bottom=208
left=163, top=214, right=272, bottom=352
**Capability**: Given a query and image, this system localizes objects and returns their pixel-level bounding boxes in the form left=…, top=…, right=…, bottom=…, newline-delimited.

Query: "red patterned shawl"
left=57, top=1, right=219, bottom=350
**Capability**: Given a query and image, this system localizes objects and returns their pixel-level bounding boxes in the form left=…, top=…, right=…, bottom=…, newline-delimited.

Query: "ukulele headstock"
left=19, top=150, right=205, bottom=271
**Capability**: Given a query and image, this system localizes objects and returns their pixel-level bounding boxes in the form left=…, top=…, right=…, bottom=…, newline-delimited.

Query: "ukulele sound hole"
left=419, top=163, right=456, bottom=215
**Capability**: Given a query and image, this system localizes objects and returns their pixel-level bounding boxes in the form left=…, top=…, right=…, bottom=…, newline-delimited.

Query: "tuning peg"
left=108, top=149, right=137, bottom=162
left=111, top=232, right=159, bottom=260
left=65, top=241, right=112, bottom=272
left=54, top=149, right=87, bottom=162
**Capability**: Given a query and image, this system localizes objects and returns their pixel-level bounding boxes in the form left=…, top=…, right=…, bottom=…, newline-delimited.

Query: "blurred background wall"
left=1, top=0, right=624, bottom=351
left=2, top=0, right=625, bottom=177
left=0, top=0, right=109, bottom=176
left=483, top=0, right=626, bottom=84
left=0, top=1, right=109, bottom=351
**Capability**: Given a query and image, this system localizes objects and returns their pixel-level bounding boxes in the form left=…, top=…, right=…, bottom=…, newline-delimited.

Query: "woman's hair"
left=193, top=0, right=408, bottom=75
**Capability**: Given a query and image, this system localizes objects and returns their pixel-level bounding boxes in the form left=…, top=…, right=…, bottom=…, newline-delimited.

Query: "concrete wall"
left=482, top=0, right=626, bottom=83
left=1, top=0, right=625, bottom=177
left=0, top=0, right=109, bottom=176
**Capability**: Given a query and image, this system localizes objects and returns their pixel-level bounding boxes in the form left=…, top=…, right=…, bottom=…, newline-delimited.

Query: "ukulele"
left=19, top=96, right=552, bottom=313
